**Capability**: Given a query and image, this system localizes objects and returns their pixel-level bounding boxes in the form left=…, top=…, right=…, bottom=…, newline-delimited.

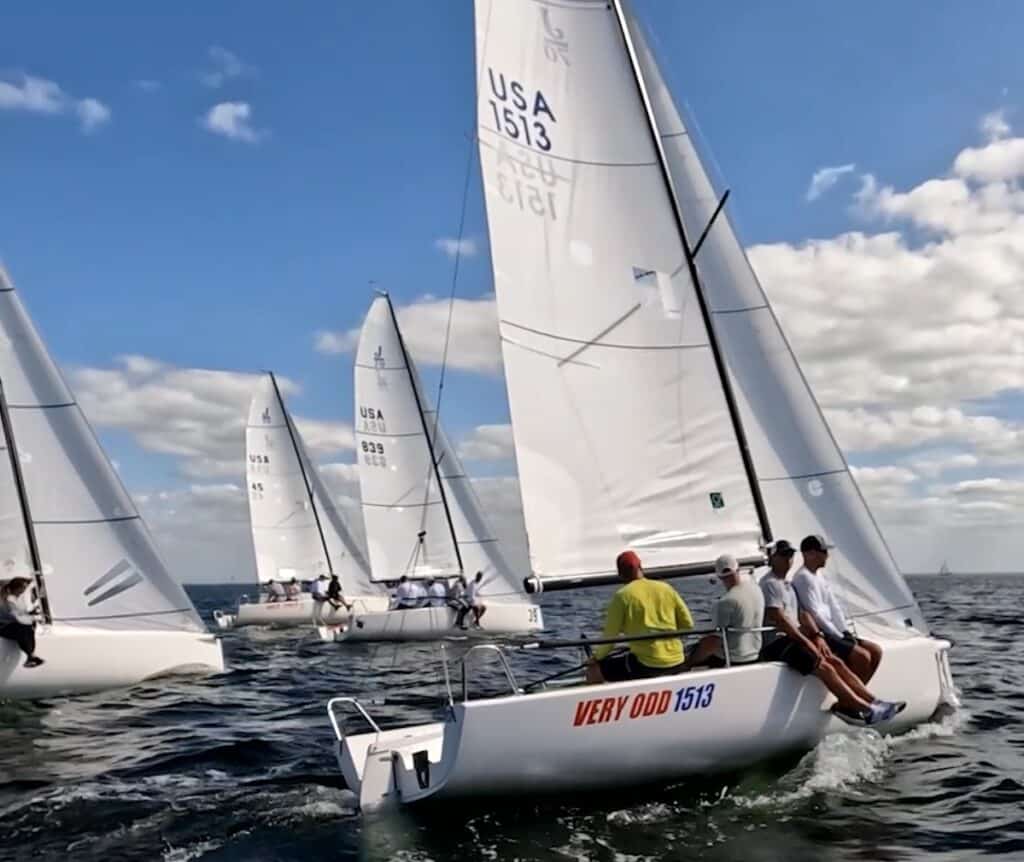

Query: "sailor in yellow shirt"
left=585, top=550, right=694, bottom=684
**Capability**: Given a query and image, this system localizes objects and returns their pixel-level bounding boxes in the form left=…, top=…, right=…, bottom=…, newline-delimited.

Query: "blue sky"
left=2, top=1, right=1023, bottom=577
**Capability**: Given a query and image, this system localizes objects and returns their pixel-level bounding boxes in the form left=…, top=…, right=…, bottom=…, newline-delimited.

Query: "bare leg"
left=682, top=635, right=720, bottom=670
left=474, top=605, right=486, bottom=627
left=829, top=655, right=877, bottom=702
left=846, top=645, right=875, bottom=684
left=585, top=661, right=605, bottom=685
left=859, top=639, right=882, bottom=681
left=816, top=660, right=872, bottom=712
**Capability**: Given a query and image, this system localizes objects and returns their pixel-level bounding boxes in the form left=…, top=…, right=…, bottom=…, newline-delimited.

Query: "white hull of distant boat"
left=317, top=602, right=543, bottom=643
left=331, top=634, right=954, bottom=810
left=213, top=595, right=390, bottom=630
left=0, top=624, right=224, bottom=700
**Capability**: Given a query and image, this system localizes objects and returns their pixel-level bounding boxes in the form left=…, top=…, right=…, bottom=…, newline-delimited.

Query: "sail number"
left=359, top=406, right=387, bottom=434
left=571, top=684, right=715, bottom=727
left=361, top=440, right=387, bottom=468
left=486, top=69, right=556, bottom=153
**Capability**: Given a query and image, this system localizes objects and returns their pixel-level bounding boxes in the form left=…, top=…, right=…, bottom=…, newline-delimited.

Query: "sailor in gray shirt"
left=684, top=554, right=764, bottom=669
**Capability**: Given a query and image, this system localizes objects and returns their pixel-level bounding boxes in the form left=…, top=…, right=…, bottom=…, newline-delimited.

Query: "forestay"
left=621, top=8, right=926, bottom=632
left=0, top=269, right=204, bottom=632
left=356, top=296, right=525, bottom=599
left=246, top=374, right=374, bottom=594
left=474, top=0, right=763, bottom=582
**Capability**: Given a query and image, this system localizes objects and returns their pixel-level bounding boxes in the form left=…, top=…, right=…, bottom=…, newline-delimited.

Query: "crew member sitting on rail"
left=285, top=577, right=301, bottom=600
left=392, top=576, right=418, bottom=610
left=326, top=573, right=353, bottom=614
left=458, top=571, right=487, bottom=629
left=585, top=551, right=693, bottom=684
left=0, top=577, right=44, bottom=668
left=310, top=574, right=329, bottom=622
left=426, top=578, right=448, bottom=608
left=266, top=579, right=286, bottom=603
left=683, top=554, right=764, bottom=669
left=792, top=534, right=883, bottom=683
left=759, top=539, right=904, bottom=726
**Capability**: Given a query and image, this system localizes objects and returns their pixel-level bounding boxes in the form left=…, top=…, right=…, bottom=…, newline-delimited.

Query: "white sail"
left=355, top=296, right=525, bottom=598
left=0, top=269, right=204, bottom=632
left=621, top=8, right=927, bottom=632
left=245, top=375, right=374, bottom=594
left=474, top=0, right=764, bottom=582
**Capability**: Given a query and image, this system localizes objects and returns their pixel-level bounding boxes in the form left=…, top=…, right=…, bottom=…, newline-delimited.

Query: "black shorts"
left=761, top=636, right=818, bottom=676
left=598, top=651, right=683, bottom=682
left=824, top=632, right=859, bottom=662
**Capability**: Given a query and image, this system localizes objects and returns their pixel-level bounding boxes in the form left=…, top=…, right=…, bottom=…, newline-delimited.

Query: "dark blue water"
left=0, top=575, right=1017, bottom=862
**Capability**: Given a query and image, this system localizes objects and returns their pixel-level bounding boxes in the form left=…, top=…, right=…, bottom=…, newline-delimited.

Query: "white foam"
left=163, top=839, right=222, bottom=862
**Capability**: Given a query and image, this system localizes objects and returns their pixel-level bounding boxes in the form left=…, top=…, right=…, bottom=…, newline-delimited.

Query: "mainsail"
left=474, top=0, right=764, bottom=583
left=0, top=268, right=204, bottom=632
left=620, top=7, right=926, bottom=632
left=245, top=373, right=374, bottom=594
left=355, top=295, right=524, bottom=598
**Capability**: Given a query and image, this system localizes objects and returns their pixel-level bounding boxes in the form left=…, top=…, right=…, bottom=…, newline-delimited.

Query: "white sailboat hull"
left=0, top=624, right=225, bottom=700
left=214, top=595, right=390, bottom=629
left=333, top=634, right=953, bottom=809
left=319, top=602, right=543, bottom=642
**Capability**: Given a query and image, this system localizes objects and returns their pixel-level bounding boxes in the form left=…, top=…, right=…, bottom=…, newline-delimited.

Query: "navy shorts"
left=824, top=632, right=859, bottom=662
left=598, top=651, right=682, bottom=682
left=761, top=636, right=818, bottom=676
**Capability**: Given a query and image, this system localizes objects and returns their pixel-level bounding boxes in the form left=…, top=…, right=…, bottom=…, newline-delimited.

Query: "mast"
left=610, top=0, right=773, bottom=546
left=0, top=377, right=51, bottom=623
left=382, top=293, right=465, bottom=575
left=266, top=371, right=335, bottom=577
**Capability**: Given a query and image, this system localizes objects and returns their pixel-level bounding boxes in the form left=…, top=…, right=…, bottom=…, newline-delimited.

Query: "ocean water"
left=0, top=574, right=1018, bottom=862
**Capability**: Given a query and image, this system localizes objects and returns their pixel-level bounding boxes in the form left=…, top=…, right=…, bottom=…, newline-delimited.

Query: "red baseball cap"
left=616, top=550, right=642, bottom=577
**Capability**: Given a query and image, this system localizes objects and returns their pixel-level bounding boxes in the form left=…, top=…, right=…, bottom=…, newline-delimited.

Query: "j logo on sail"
left=261, top=407, right=271, bottom=424
left=83, top=558, right=144, bottom=607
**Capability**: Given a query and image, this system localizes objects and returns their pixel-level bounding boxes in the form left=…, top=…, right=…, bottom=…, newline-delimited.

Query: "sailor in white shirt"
left=791, top=534, right=884, bottom=684
left=392, top=576, right=419, bottom=610
left=458, top=571, right=487, bottom=629
left=310, top=574, right=329, bottom=622
left=426, top=578, right=448, bottom=608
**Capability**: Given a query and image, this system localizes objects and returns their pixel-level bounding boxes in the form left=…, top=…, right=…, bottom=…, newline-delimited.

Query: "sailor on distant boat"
left=792, top=535, right=884, bottom=684
left=326, top=574, right=353, bottom=614
left=426, top=578, right=448, bottom=608
left=0, top=578, right=44, bottom=668
left=285, top=577, right=301, bottom=600
left=392, top=576, right=418, bottom=610
left=266, top=579, right=286, bottom=603
left=585, top=551, right=693, bottom=683
left=758, top=540, right=904, bottom=726
left=310, top=574, right=330, bottom=622
left=684, top=555, right=764, bottom=669
left=460, top=571, right=487, bottom=629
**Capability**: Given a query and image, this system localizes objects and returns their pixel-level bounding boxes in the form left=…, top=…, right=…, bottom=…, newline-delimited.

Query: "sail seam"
left=361, top=500, right=444, bottom=509
left=34, top=515, right=140, bottom=525
left=712, top=304, right=770, bottom=315
left=8, top=401, right=77, bottom=410
left=53, top=608, right=200, bottom=622
left=478, top=129, right=656, bottom=169
left=759, top=469, right=847, bottom=482
left=501, top=319, right=709, bottom=351
left=354, top=362, right=407, bottom=370
left=355, top=431, right=423, bottom=439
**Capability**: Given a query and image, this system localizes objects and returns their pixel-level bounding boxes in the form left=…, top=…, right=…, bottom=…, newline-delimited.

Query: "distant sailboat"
left=214, top=373, right=388, bottom=629
left=327, top=0, right=956, bottom=810
left=0, top=267, right=224, bottom=700
left=319, top=294, right=542, bottom=641
left=938, top=560, right=952, bottom=577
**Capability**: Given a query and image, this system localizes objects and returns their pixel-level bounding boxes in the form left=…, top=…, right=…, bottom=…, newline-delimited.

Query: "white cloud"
left=76, top=98, right=111, bottom=133
left=134, top=79, right=161, bottom=93
left=806, top=162, right=856, bottom=201
left=199, top=45, right=253, bottom=88
left=71, top=356, right=352, bottom=480
left=201, top=101, right=264, bottom=143
left=457, top=423, right=514, bottom=462
left=315, top=295, right=503, bottom=375
left=434, top=237, right=478, bottom=258
left=0, top=74, right=111, bottom=134
left=980, top=108, right=1011, bottom=142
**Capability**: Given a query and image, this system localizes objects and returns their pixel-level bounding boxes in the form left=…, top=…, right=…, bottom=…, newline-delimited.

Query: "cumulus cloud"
left=314, top=295, right=503, bottom=374
left=457, top=423, right=514, bottom=462
left=199, top=45, right=254, bottom=88
left=71, top=356, right=352, bottom=480
left=0, top=73, right=111, bottom=134
left=201, top=101, right=265, bottom=143
left=980, top=108, right=1011, bottom=142
left=434, top=237, right=478, bottom=258
left=806, top=163, right=856, bottom=201
left=134, top=79, right=161, bottom=93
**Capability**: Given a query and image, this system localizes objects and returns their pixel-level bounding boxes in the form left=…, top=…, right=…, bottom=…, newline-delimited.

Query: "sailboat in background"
left=327, top=0, right=956, bottom=809
left=938, top=560, right=952, bottom=577
left=318, top=294, right=541, bottom=641
left=0, top=267, right=224, bottom=700
left=213, top=373, right=388, bottom=629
